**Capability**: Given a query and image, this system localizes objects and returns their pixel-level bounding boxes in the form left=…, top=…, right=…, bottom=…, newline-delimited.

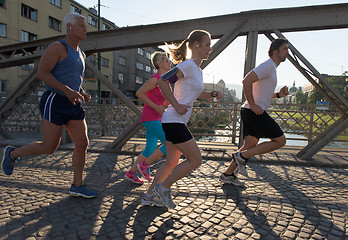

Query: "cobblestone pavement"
left=0, top=150, right=347, bottom=240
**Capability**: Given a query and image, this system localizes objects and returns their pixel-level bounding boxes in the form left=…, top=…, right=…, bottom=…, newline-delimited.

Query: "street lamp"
left=97, top=0, right=101, bottom=99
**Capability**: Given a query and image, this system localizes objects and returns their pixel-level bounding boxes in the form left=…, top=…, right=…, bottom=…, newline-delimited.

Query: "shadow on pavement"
left=221, top=184, right=279, bottom=238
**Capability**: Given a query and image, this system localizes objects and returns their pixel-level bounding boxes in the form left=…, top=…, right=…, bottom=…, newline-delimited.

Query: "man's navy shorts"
left=241, top=107, right=283, bottom=139
left=39, top=91, right=85, bottom=126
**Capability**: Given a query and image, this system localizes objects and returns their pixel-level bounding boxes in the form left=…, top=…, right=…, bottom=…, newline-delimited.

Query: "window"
left=145, top=65, right=151, bottom=73
left=88, top=15, right=97, bottom=27
left=136, top=62, right=144, bottom=70
left=70, top=5, right=82, bottom=14
left=0, top=0, right=5, bottom=8
left=0, top=79, right=5, bottom=92
left=21, top=30, right=37, bottom=42
left=49, top=16, right=61, bottom=31
left=21, top=63, right=35, bottom=71
left=137, top=48, right=144, bottom=56
left=102, top=23, right=110, bottom=30
left=49, top=0, right=61, bottom=8
left=136, top=76, right=143, bottom=84
left=146, top=51, right=151, bottom=59
left=0, top=23, right=6, bottom=37
left=21, top=4, right=37, bottom=21
left=118, top=73, right=124, bottom=84
left=119, top=57, right=126, bottom=65
left=101, top=57, right=109, bottom=67
left=88, top=54, right=96, bottom=65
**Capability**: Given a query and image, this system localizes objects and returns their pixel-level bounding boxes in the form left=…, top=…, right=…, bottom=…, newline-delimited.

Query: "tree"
left=295, top=89, right=307, bottom=104
left=307, top=75, right=348, bottom=104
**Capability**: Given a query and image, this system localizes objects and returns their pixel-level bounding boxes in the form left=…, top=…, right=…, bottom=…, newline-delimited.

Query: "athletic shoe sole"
left=220, top=178, right=244, bottom=187
left=69, top=191, right=97, bottom=199
left=124, top=174, right=143, bottom=184
left=141, top=198, right=165, bottom=207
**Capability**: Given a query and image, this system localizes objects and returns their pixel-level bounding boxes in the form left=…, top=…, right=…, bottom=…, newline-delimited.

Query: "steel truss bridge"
left=0, top=3, right=347, bottom=159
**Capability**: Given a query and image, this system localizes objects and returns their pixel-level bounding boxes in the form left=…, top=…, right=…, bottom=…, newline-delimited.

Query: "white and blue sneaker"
left=69, top=183, right=98, bottom=198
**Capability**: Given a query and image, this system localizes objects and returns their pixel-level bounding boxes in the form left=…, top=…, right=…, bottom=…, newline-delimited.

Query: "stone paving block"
left=0, top=149, right=347, bottom=239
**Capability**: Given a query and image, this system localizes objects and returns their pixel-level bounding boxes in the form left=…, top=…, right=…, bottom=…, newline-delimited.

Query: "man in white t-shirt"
left=220, top=38, right=290, bottom=186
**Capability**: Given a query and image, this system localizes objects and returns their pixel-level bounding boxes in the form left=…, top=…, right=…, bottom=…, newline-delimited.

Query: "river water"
left=200, top=131, right=347, bottom=149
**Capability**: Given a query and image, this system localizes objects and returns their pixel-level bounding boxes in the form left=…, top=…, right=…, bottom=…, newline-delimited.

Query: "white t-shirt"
left=162, top=59, right=204, bottom=124
left=242, top=58, right=277, bottom=110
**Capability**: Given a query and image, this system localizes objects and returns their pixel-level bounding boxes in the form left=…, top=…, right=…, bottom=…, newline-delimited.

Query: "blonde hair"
left=166, top=30, right=211, bottom=64
left=151, top=51, right=170, bottom=70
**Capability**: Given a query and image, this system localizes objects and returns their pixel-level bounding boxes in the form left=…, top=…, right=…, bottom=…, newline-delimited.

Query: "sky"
left=75, top=0, right=348, bottom=95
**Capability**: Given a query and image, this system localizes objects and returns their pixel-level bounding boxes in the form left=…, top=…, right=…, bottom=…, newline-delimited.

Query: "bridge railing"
left=1, top=96, right=347, bottom=146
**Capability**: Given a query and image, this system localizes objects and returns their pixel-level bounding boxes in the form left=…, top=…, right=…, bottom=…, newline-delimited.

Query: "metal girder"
left=274, top=30, right=348, bottom=112
left=265, top=31, right=348, bottom=116
left=0, top=64, right=40, bottom=138
left=238, top=31, right=259, bottom=148
left=1, top=3, right=348, bottom=154
left=1, top=3, right=348, bottom=68
left=84, top=60, right=142, bottom=149
left=0, top=38, right=54, bottom=68
left=106, top=117, right=143, bottom=150
left=296, top=118, right=348, bottom=159
left=264, top=31, right=348, bottom=159
left=85, top=60, right=141, bottom=115
left=201, top=20, right=247, bottom=69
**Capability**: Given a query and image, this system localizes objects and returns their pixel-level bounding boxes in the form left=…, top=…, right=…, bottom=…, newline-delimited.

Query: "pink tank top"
left=140, top=73, right=166, bottom=123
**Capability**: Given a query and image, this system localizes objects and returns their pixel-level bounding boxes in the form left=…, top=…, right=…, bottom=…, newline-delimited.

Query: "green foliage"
left=307, top=75, right=348, bottom=104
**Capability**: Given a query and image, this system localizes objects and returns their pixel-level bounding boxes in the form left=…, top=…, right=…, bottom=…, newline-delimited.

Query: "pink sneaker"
left=124, top=170, right=143, bottom=184
left=137, top=161, right=152, bottom=181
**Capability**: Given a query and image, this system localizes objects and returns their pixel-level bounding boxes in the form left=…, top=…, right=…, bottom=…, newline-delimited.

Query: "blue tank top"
left=46, top=39, right=85, bottom=96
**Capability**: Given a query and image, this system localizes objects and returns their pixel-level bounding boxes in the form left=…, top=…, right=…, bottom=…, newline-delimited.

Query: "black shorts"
left=162, top=123, right=193, bottom=144
left=241, top=108, right=283, bottom=139
left=39, top=91, right=85, bottom=126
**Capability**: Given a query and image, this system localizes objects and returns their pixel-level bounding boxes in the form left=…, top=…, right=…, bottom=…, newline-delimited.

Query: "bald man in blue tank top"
left=1, top=13, right=98, bottom=198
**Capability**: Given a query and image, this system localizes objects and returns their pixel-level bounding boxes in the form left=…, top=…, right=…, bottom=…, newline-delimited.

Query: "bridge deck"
left=1, top=133, right=347, bottom=168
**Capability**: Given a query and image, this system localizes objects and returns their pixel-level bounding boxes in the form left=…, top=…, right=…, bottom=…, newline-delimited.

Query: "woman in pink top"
left=125, top=51, right=171, bottom=185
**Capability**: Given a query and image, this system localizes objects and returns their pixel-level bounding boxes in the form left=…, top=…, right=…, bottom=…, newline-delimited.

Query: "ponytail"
left=166, top=30, right=211, bottom=64
left=165, top=39, right=189, bottom=64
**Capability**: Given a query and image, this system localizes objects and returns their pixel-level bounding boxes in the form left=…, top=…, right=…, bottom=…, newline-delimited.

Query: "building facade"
left=0, top=0, right=157, bottom=100
left=204, top=79, right=238, bottom=102
left=113, top=47, right=159, bottom=99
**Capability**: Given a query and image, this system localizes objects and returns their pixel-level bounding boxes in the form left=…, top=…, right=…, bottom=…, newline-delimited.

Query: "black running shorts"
left=241, top=107, right=283, bottom=139
left=162, top=123, right=193, bottom=144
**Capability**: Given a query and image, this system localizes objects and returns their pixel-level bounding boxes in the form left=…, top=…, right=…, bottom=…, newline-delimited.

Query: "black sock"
left=240, top=153, right=249, bottom=162
left=223, top=173, right=235, bottom=177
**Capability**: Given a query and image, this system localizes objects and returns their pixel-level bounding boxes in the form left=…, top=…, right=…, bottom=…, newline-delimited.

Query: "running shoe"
left=1, top=146, right=18, bottom=175
left=233, top=152, right=248, bottom=177
left=141, top=193, right=165, bottom=207
left=153, top=183, right=176, bottom=209
left=219, top=173, right=244, bottom=186
left=69, top=183, right=98, bottom=198
left=125, top=170, right=144, bottom=184
left=137, top=161, right=152, bottom=181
